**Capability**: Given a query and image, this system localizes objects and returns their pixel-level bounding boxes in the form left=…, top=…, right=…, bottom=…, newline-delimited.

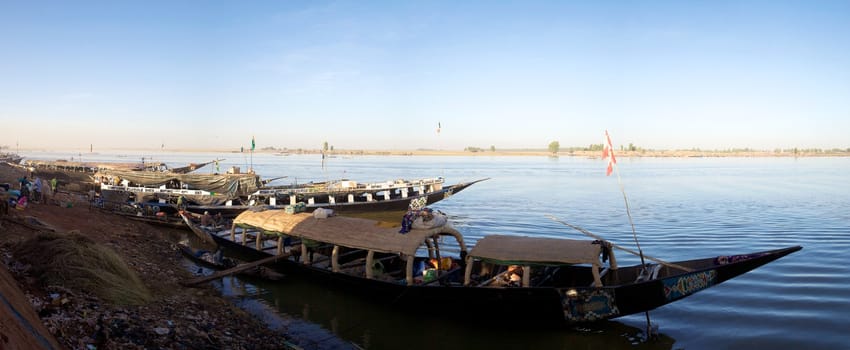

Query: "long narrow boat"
left=203, top=177, right=487, bottom=217
left=164, top=177, right=486, bottom=218
left=102, top=177, right=485, bottom=225
left=176, top=243, right=284, bottom=280
left=0, top=152, right=22, bottom=164
left=181, top=210, right=801, bottom=323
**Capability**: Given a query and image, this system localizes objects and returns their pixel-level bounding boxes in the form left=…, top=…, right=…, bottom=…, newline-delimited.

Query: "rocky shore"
left=0, top=163, right=297, bottom=349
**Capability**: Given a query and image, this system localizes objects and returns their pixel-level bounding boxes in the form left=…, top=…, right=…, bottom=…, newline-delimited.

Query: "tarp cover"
left=469, top=235, right=602, bottom=266
left=26, top=160, right=164, bottom=171
left=232, top=210, right=464, bottom=256
left=135, top=193, right=229, bottom=206
left=96, top=170, right=262, bottom=197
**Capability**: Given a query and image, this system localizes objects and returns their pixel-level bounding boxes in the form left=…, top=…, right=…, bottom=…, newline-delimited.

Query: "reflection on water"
left=215, top=275, right=675, bottom=350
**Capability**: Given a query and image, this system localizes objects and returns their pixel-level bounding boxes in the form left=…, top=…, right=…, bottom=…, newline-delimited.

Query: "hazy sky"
left=2, top=1, right=848, bottom=151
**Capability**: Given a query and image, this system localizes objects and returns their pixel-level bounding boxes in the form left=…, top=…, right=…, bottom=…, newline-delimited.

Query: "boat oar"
left=546, top=215, right=693, bottom=273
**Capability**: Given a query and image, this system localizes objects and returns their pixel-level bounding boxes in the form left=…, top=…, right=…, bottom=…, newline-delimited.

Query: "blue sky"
left=1, top=1, right=848, bottom=151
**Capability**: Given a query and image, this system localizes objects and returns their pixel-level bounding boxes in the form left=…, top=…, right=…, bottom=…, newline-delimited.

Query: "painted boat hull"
left=186, top=179, right=483, bottom=218
left=200, top=223, right=800, bottom=323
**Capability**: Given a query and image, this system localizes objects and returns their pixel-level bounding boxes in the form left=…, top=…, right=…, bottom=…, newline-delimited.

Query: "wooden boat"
left=25, top=159, right=169, bottom=173
left=180, top=177, right=487, bottom=218
left=0, top=152, right=22, bottom=164
left=123, top=211, right=188, bottom=229
left=181, top=210, right=801, bottom=323
left=206, top=177, right=485, bottom=216
left=176, top=243, right=284, bottom=280
left=100, top=177, right=484, bottom=223
left=177, top=243, right=237, bottom=269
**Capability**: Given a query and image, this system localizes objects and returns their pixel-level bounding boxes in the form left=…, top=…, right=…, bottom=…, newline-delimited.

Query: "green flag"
left=251, top=136, right=255, bottom=151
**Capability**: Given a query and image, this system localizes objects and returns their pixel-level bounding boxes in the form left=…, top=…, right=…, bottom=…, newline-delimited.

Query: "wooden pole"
left=603, top=130, right=654, bottom=339
left=546, top=215, right=692, bottom=273
left=182, top=253, right=290, bottom=286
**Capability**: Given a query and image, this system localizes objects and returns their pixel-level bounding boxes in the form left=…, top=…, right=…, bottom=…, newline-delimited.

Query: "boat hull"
left=187, top=180, right=482, bottom=218
left=207, top=229, right=800, bottom=323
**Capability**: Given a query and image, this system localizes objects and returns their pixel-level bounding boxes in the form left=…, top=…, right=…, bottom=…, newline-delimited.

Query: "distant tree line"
left=254, top=144, right=849, bottom=155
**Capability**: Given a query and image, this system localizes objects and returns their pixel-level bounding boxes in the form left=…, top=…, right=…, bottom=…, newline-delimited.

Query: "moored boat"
left=191, top=177, right=488, bottom=218
left=176, top=242, right=284, bottom=280
left=181, top=210, right=801, bottom=323
left=109, top=177, right=487, bottom=220
left=0, top=152, right=22, bottom=164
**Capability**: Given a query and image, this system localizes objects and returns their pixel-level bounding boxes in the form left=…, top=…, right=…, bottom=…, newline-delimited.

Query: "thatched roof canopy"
left=468, top=235, right=602, bottom=266
left=232, top=210, right=465, bottom=256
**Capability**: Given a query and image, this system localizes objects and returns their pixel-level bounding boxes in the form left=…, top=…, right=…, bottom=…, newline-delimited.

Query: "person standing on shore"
left=18, top=176, right=30, bottom=200
left=18, top=175, right=29, bottom=190
left=33, top=177, right=42, bottom=203
left=48, top=177, right=58, bottom=205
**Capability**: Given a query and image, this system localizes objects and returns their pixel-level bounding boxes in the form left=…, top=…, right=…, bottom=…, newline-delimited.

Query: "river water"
left=23, top=152, right=850, bottom=349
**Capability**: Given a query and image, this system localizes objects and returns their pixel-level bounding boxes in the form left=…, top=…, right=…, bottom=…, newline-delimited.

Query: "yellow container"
left=440, top=257, right=452, bottom=270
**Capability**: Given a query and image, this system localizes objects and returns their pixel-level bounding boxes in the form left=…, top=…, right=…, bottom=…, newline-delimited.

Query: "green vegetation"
left=13, top=232, right=152, bottom=305
left=548, top=141, right=560, bottom=154
left=586, top=144, right=604, bottom=152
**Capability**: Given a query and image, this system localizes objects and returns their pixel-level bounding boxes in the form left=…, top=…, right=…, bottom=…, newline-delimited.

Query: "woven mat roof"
left=469, top=235, right=602, bottom=266
left=232, top=210, right=464, bottom=256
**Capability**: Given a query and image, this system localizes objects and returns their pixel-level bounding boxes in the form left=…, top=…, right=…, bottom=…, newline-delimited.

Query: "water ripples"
left=35, top=152, right=848, bottom=350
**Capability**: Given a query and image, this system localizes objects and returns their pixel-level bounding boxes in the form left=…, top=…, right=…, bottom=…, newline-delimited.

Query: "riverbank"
left=0, top=163, right=296, bottom=349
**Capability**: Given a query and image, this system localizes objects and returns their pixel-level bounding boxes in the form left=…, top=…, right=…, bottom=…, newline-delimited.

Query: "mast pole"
left=605, top=130, right=653, bottom=340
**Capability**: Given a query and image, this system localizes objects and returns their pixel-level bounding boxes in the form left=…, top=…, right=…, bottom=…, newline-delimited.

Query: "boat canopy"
left=232, top=210, right=466, bottom=257
left=468, top=235, right=604, bottom=266
left=465, top=235, right=613, bottom=287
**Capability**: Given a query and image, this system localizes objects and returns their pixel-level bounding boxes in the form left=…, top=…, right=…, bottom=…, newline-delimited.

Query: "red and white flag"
left=602, top=130, right=616, bottom=176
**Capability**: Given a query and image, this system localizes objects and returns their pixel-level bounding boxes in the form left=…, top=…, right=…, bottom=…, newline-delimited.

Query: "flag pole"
left=614, top=161, right=645, bottom=267
left=604, top=130, right=654, bottom=340
left=605, top=130, right=645, bottom=267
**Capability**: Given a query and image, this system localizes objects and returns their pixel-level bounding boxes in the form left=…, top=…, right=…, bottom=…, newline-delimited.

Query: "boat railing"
left=251, top=177, right=447, bottom=197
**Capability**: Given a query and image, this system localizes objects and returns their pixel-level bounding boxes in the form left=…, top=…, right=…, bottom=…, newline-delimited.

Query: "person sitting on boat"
left=504, top=265, right=523, bottom=287
left=201, top=211, right=214, bottom=226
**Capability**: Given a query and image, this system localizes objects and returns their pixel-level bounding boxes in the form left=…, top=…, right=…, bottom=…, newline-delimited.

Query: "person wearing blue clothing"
left=17, top=176, right=30, bottom=200
left=17, top=176, right=29, bottom=190
left=33, top=177, right=42, bottom=203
